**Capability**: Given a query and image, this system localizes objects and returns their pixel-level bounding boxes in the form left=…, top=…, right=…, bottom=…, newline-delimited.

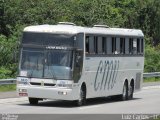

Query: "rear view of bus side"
left=17, top=22, right=144, bottom=106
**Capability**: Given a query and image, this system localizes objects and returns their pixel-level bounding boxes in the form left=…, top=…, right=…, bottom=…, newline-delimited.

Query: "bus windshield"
left=20, top=48, right=73, bottom=80
left=19, top=32, right=76, bottom=80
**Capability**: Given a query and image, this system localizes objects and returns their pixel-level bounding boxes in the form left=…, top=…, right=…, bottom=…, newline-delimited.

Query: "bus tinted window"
left=137, top=38, right=140, bottom=54
left=120, top=38, right=125, bottom=54
left=89, top=36, right=94, bottom=54
left=107, top=37, right=112, bottom=54
left=86, top=35, right=144, bottom=56
left=141, top=39, right=144, bottom=54
left=133, top=39, right=137, bottom=54
left=22, top=32, right=75, bottom=46
left=129, top=38, right=133, bottom=54
left=102, top=37, right=107, bottom=54
left=94, top=36, right=98, bottom=54
left=112, top=37, right=116, bottom=54
left=97, top=37, right=103, bottom=54
left=85, top=36, right=89, bottom=53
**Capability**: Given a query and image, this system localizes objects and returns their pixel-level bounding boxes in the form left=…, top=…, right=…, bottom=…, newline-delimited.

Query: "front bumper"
left=17, top=85, right=79, bottom=101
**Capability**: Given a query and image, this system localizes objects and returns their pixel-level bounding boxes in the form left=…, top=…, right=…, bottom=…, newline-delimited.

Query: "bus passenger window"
left=120, top=38, right=125, bottom=54
left=94, top=36, right=98, bottom=54
left=85, top=36, right=89, bottom=53
left=125, top=38, right=129, bottom=54
left=129, top=38, right=133, bottom=54
left=112, top=37, right=116, bottom=54
left=133, top=39, right=137, bottom=54
left=137, top=38, right=140, bottom=54
left=116, top=38, right=120, bottom=54
left=98, top=37, right=103, bottom=54
left=141, top=39, right=144, bottom=54
left=89, top=36, right=94, bottom=54
left=102, top=37, right=107, bottom=54
left=107, top=37, right=112, bottom=54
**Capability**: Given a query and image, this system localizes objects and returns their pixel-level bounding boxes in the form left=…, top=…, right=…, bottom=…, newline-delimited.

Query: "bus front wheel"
left=76, top=86, right=86, bottom=106
left=29, top=97, right=39, bottom=105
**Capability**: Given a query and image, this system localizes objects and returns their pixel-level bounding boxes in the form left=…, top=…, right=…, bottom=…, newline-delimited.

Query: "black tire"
left=120, top=82, right=128, bottom=101
left=129, top=84, right=134, bottom=99
left=29, top=98, right=39, bottom=105
left=75, top=86, right=86, bottom=106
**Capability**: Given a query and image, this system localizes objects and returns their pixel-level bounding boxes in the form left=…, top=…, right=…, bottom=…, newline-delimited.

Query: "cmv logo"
left=94, top=60, right=119, bottom=91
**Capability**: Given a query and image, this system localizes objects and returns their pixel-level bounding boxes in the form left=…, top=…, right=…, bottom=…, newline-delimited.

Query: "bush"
left=0, top=67, right=12, bottom=79
left=144, top=45, right=160, bottom=72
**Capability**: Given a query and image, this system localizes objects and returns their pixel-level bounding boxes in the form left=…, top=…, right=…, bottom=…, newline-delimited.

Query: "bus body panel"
left=82, top=56, right=144, bottom=99
left=17, top=83, right=80, bottom=100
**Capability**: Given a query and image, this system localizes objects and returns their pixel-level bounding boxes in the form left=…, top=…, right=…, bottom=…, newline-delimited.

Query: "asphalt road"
left=0, top=85, right=160, bottom=120
left=0, top=86, right=160, bottom=114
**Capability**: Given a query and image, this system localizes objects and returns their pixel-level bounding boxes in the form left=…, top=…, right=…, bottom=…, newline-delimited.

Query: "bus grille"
left=30, top=82, right=56, bottom=86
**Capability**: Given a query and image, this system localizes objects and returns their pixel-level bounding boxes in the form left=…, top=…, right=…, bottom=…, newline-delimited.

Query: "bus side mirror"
left=75, top=50, right=83, bottom=68
left=12, top=41, right=20, bottom=63
left=75, top=53, right=80, bottom=67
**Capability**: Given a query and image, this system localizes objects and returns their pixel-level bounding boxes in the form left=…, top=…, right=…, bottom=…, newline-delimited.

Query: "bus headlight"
left=58, top=91, right=68, bottom=95
left=19, top=88, right=27, bottom=93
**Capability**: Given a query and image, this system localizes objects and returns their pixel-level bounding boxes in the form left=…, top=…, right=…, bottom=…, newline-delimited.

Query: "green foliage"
left=144, top=77, right=160, bottom=83
left=0, top=67, right=12, bottom=79
left=0, top=0, right=160, bottom=78
left=0, top=84, right=16, bottom=92
left=145, top=45, right=160, bottom=72
left=0, top=32, right=19, bottom=79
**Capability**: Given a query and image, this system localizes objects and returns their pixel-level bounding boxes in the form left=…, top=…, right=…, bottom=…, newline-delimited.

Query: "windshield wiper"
left=44, top=53, right=57, bottom=80
left=48, top=67, right=57, bottom=80
left=44, top=63, right=57, bottom=80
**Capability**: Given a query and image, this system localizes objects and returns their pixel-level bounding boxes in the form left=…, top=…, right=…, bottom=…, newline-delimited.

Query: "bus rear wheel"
left=120, top=82, right=128, bottom=101
left=29, top=97, right=39, bottom=105
left=129, top=84, right=134, bottom=99
left=76, top=86, right=86, bottom=106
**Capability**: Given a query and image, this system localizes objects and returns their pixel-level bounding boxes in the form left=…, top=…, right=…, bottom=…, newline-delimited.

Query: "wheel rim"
left=78, top=89, right=83, bottom=105
left=122, top=84, right=127, bottom=99
left=130, top=85, right=133, bottom=98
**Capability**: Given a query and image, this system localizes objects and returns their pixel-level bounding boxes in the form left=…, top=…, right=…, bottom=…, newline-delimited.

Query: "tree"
left=1, top=0, right=160, bottom=78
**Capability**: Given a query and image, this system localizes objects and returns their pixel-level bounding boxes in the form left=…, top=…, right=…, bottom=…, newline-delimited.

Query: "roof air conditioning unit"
left=93, top=25, right=109, bottom=28
left=58, top=22, right=76, bottom=26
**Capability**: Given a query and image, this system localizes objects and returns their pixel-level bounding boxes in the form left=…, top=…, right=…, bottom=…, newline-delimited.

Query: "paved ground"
left=142, top=81, right=160, bottom=87
left=0, top=91, right=17, bottom=99
left=0, top=83, right=160, bottom=120
left=0, top=86, right=160, bottom=114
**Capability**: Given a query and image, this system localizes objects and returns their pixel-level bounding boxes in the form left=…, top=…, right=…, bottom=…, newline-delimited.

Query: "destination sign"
left=46, top=46, right=68, bottom=50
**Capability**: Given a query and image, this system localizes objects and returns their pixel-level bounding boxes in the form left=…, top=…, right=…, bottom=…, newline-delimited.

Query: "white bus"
left=17, top=22, right=144, bottom=106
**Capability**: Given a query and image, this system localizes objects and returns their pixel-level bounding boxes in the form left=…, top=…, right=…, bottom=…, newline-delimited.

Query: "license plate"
left=19, top=93, right=28, bottom=96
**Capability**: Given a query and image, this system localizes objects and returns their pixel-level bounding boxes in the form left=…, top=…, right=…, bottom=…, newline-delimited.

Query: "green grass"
left=144, top=77, right=160, bottom=83
left=156, top=116, right=160, bottom=120
left=149, top=115, right=160, bottom=120
left=0, top=84, right=16, bottom=92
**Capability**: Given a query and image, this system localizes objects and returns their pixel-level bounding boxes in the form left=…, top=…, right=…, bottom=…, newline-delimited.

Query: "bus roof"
left=24, top=23, right=144, bottom=37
